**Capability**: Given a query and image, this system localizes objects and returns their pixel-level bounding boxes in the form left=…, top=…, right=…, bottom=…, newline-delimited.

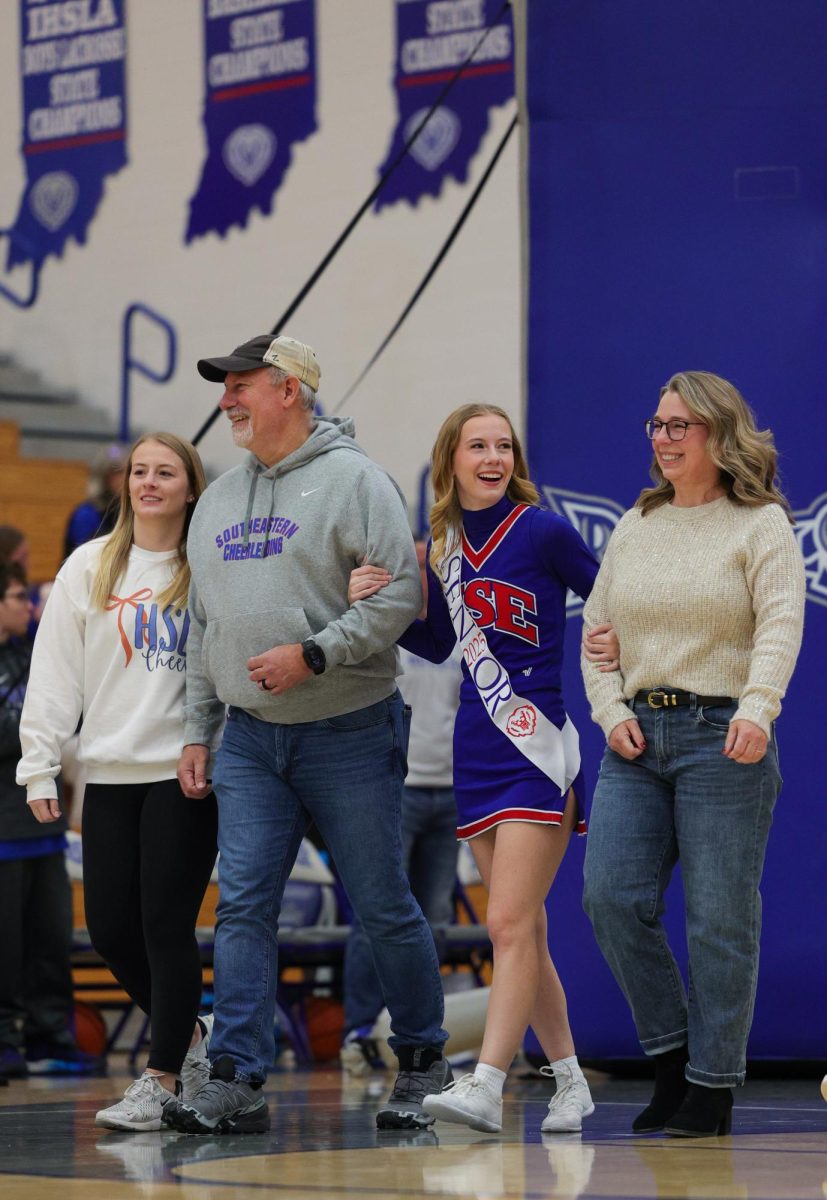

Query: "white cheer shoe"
left=421, top=1072, right=503, bottom=1133
left=540, top=1063, right=595, bottom=1133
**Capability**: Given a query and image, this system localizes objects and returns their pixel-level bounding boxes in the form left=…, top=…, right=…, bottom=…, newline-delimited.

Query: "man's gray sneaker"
left=162, top=1055, right=270, bottom=1134
left=180, top=1013, right=213, bottom=1101
left=376, top=1056, right=453, bottom=1130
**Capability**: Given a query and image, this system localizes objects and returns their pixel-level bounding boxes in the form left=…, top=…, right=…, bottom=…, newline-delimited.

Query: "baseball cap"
left=197, top=334, right=321, bottom=391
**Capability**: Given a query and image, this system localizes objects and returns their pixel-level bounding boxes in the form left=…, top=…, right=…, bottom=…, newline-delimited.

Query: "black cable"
left=192, top=0, right=512, bottom=447
left=333, top=111, right=518, bottom=414
left=268, top=0, right=512, bottom=336
left=191, top=390, right=224, bottom=446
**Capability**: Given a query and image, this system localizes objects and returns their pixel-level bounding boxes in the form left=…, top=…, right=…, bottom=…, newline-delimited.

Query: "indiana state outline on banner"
left=374, top=0, right=513, bottom=211
left=186, top=0, right=317, bottom=242
left=7, top=0, right=128, bottom=273
left=544, top=484, right=827, bottom=618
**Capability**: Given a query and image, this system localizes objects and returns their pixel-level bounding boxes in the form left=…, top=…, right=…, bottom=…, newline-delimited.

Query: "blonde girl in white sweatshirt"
left=18, top=433, right=218, bottom=1132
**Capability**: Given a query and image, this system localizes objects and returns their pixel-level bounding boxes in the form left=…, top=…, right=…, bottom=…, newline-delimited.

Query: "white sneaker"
left=421, top=1072, right=503, bottom=1133
left=95, top=1074, right=178, bottom=1132
left=540, top=1064, right=595, bottom=1133
left=181, top=1014, right=213, bottom=1101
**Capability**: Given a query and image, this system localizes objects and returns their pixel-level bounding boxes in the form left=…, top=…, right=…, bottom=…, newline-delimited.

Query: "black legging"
left=82, top=779, right=218, bottom=1074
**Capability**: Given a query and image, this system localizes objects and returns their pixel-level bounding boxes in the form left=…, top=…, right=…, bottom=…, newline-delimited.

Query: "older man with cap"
left=163, top=334, right=450, bottom=1135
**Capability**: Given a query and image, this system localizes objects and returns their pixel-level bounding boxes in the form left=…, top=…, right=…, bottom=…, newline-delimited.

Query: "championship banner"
left=374, top=0, right=513, bottom=212
left=186, top=0, right=317, bottom=242
left=6, top=0, right=128, bottom=271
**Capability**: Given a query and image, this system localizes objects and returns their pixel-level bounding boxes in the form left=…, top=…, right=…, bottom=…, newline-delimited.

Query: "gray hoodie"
left=183, top=417, right=421, bottom=742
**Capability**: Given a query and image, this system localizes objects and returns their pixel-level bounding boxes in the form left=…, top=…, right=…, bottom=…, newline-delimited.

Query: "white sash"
left=436, top=537, right=580, bottom=795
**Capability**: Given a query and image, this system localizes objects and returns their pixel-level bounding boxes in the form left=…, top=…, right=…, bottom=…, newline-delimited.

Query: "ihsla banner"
left=186, top=0, right=317, bottom=242
left=375, top=0, right=514, bottom=211
left=7, top=0, right=128, bottom=271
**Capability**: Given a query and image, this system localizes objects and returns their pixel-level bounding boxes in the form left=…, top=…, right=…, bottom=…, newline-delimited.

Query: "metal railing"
left=0, top=229, right=41, bottom=309
left=120, top=302, right=177, bottom=442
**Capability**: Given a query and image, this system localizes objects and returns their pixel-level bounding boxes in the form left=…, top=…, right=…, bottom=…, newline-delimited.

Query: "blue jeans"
left=209, top=693, right=447, bottom=1080
left=582, top=697, right=781, bottom=1087
left=344, top=785, right=458, bottom=1032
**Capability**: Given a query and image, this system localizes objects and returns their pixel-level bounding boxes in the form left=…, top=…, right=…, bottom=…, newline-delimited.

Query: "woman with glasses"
left=17, top=434, right=218, bottom=1132
left=580, top=371, right=805, bottom=1137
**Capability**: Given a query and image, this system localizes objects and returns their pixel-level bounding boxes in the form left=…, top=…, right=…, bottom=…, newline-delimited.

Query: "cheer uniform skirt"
left=451, top=696, right=586, bottom=841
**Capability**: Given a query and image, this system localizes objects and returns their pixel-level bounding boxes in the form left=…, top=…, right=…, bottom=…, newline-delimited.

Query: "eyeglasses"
left=2, top=590, right=30, bottom=603
left=644, top=419, right=706, bottom=441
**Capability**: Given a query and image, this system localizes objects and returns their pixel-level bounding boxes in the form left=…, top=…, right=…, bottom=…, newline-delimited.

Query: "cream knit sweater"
left=581, top=497, right=805, bottom=738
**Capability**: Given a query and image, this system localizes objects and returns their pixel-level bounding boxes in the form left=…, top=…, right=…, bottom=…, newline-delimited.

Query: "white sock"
left=548, top=1055, right=585, bottom=1084
left=474, top=1062, right=507, bottom=1099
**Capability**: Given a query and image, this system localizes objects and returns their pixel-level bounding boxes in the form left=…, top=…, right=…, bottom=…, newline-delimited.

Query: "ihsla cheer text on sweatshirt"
left=17, top=539, right=197, bottom=803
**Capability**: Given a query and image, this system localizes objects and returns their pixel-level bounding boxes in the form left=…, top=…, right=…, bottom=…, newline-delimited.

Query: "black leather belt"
left=634, top=689, right=735, bottom=710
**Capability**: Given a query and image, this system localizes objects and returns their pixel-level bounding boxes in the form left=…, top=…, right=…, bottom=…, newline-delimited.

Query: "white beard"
left=230, top=416, right=253, bottom=447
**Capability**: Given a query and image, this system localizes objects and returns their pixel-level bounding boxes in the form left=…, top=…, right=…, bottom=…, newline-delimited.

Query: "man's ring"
left=261, top=679, right=271, bottom=691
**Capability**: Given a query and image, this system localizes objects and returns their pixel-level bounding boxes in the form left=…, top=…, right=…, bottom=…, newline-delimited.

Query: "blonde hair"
left=428, top=404, right=538, bottom=569
left=638, top=370, right=793, bottom=522
left=91, top=433, right=206, bottom=611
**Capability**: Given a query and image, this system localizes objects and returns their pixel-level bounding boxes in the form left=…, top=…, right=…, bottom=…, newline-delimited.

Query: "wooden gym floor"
left=1, top=1060, right=826, bottom=1199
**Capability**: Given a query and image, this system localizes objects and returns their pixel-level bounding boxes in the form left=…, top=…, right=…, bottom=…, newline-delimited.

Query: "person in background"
left=0, top=559, right=104, bottom=1080
left=581, top=370, right=805, bottom=1137
left=63, top=443, right=126, bottom=559
left=0, top=527, right=30, bottom=577
left=341, top=539, right=463, bottom=1074
left=18, top=433, right=218, bottom=1131
left=0, top=525, right=51, bottom=635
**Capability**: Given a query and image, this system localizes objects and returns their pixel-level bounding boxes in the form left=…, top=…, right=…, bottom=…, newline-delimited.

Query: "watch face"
left=303, top=640, right=325, bottom=673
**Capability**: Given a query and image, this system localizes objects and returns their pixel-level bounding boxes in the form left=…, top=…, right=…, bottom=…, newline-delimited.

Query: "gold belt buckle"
left=647, top=689, right=677, bottom=709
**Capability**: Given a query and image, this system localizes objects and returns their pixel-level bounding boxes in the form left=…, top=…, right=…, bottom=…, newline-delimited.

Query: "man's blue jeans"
left=583, top=699, right=781, bottom=1087
left=209, top=693, right=447, bottom=1081
left=344, top=784, right=458, bottom=1033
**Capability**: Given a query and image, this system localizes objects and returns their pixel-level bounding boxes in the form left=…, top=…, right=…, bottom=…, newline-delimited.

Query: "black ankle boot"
left=663, top=1083, right=733, bottom=1137
left=632, top=1045, right=689, bottom=1134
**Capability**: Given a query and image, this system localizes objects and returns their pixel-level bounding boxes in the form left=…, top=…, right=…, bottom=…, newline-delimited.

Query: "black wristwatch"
left=301, top=638, right=326, bottom=675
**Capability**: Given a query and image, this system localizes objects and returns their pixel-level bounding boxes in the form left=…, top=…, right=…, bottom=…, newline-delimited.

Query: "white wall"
left=0, top=1, right=521, bottom=515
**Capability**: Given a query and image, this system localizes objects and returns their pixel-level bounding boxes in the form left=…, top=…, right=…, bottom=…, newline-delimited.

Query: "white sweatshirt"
left=17, top=538, right=199, bottom=802
left=397, top=646, right=462, bottom=789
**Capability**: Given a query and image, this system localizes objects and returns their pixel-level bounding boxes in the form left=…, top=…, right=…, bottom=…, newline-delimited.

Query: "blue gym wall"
left=523, top=0, right=827, bottom=1059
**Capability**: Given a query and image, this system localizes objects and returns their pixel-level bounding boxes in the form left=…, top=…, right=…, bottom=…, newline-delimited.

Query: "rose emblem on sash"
left=506, top=705, right=537, bottom=738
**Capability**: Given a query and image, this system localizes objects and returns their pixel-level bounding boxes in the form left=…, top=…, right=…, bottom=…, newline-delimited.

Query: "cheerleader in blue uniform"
left=349, top=404, right=617, bottom=1135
